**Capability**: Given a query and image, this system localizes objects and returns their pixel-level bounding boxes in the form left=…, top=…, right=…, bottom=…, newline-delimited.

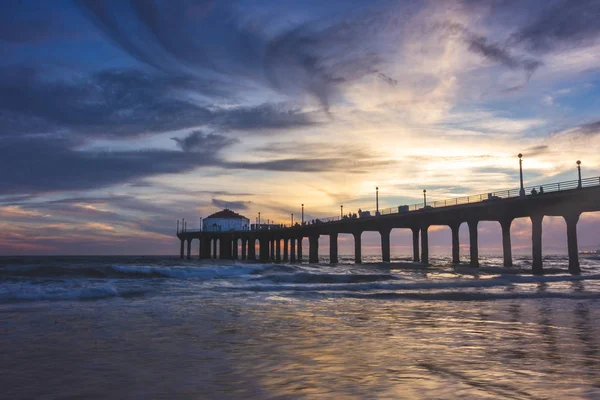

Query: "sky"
left=1, top=0, right=600, bottom=256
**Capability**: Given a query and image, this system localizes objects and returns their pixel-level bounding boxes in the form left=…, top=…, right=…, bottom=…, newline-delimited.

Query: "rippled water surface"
left=2, top=255, right=600, bottom=399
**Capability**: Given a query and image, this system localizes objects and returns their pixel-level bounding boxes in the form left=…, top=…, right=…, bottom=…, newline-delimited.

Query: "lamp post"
left=291, top=213, right=294, bottom=226
left=177, top=219, right=179, bottom=234
left=518, top=153, right=525, bottom=196
left=258, top=212, right=261, bottom=226
left=340, top=205, right=343, bottom=218
left=577, top=160, right=582, bottom=188
left=182, top=218, right=185, bottom=232
left=302, top=204, right=304, bottom=225
left=376, top=187, right=379, bottom=214
left=423, top=190, right=427, bottom=207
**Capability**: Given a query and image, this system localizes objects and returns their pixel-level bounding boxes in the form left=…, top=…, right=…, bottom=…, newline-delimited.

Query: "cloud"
left=172, top=130, right=237, bottom=153
left=0, top=67, right=317, bottom=140
left=0, top=136, right=222, bottom=194
left=512, top=0, right=600, bottom=53
left=75, top=0, right=412, bottom=111
left=0, top=67, right=215, bottom=138
left=211, top=198, right=251, bottom=210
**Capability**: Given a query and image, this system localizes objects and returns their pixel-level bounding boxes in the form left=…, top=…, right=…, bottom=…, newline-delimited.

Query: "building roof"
left=205, top=209, right=248, bottom=220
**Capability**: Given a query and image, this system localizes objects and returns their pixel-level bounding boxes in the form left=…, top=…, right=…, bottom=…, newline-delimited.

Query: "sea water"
left=1, top=255, right=600, bottom=399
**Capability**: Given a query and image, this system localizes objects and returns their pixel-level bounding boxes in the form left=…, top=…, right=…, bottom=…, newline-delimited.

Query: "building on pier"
left=203, top=209, right=250, bottom=232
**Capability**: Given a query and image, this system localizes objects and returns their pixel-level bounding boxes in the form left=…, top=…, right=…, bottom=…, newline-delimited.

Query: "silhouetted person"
left=539, top=186, right=544, bottom=194
left=531, top=188, right=537, bottom=195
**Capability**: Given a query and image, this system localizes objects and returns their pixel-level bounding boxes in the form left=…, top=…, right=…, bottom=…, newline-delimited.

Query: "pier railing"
left=308, top=175, right=600, bottom=224
left=179, top=176, right=600, bottom=232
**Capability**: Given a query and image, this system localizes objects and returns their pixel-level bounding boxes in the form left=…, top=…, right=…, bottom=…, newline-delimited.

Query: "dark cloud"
left=0, top=136, right=222, bottom=194
left=568, top=121, right=600, bottom=136
left=214, top=103, right=316, bottom=131
left=467, top=35, right=541, bottom=78
left=211, top=198, right=251, bottom=211
left=228, top=157, right=396, bottom=174
left=75, top=0, right=409, bottom=111
left=0, top=67, right=215, bottom=138
left=0, top=67, right=316, bottom=139
left=512, top=0, right=600, bottom=53
left=0, top=131, right=392, bottom=195
left=172, top=130, right=238, bottom=153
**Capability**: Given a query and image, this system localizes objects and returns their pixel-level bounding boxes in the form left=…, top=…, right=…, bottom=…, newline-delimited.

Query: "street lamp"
left=258, top=212, right=261, bottom=226
left=518, top=153, right=525, bottom=196
left=291, top=213, right=294, bottom=226
left=340, top=205, right=343, bottom=218
left=577, top=160, right=582, bottom=188
left=423, top=190, right=427, bottom=207
left=376, top=187, right=379, bottom=214
left=302, top=204, right=304, bottom=225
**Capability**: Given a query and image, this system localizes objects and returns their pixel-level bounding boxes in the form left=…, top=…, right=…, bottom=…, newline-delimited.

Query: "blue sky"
left=1, top=0, right=600, bottom=255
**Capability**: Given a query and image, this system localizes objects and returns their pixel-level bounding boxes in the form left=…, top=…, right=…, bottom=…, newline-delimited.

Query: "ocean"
left=1, top=254, right=600, bottom=399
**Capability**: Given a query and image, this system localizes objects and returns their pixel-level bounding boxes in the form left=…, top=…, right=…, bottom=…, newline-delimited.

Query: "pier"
left=177, top=175, right=600, bottom=275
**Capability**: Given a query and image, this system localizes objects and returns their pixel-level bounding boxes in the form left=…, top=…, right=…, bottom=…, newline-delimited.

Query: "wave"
left=343, top=291, right=600, bottom=301
left=230, top=274, right=600, bottom=293
left=255, top=272, right=399, bottom=284
left=0, top=263, right=263, bottom=280
left=0, top=281, right=127, bottom=302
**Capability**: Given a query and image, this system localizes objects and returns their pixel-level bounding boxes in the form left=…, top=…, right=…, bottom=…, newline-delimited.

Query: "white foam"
left=0, top=281, right=120, bottom=302
left=110, top=264, right=258, bottom=280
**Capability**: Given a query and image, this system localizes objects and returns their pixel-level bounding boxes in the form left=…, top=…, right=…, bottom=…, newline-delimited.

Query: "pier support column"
left=202, top=237, right=211, bottom=259
left=290, top=238, right=296, bottom=263
left=212, top=239, right=217, bottom=259
left=270, top=239, right=275, bottom=261
left=259, top=238, right=269, bottom=262
left=450, top=224, right=460, bottom=264
left=468, top=220, right=479, bottom=267
left=421, top=226, right=429, bottom=265
left=248, top=239, right=256, bottom=260
left=241, top=239, right=247, bottom=260
left=380, top=228, right=391, bottom=263
left=232, top=239, right=238, bottom=260
left=283, top=239, right=289, bottom=261
left=353, top=231, right=362, bottom=264
left=330, top=233, right=338, bottom=264
left=180, top=239, right=184, bottom=259
left=220, top=238, right=230, bottom=260
left=309, top=235, right=319, bottom=263
left=564, top=213, right=581, bottom=275
left=500, top=218, right=513, bottom=267
left=531, top=214, right=544, bottom=275
left=198, top=239, right=202, bottom=260
left=298, top=237, right=303, bottom=261
left=186, top=239, right=192, bottom=260
left=411, top=228, right=420, bottom=262
left=275, top=239, right=281, bottom=262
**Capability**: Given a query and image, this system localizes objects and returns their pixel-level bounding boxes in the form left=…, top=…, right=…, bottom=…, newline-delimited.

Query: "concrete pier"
left=412, top=228, right=419, bottom=263
left=564, top=213, right=581, bottom=275
left=500, top=218, right=513, bottom=267
left=309, top=235, right=319, bottom=263
left=531, top=214, right=543, bottom=275
left=380, top=229, right=391, bottom=263
left=451, top=224, right=460, bottom=264
left=290, top=238, right=296, bottom=263
left=353, top=232, right=362, bottom=264
left=329, top=233, right=338, bottom=264
left=420, top=226, right=429, bottom=265
left=177, top=181, right=600, bottom=275
left=468, top=220, right=479, bottom=267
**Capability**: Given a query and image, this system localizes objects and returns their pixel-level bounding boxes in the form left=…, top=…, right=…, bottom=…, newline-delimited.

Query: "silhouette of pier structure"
left=177, top=175, right=600, bottom=275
